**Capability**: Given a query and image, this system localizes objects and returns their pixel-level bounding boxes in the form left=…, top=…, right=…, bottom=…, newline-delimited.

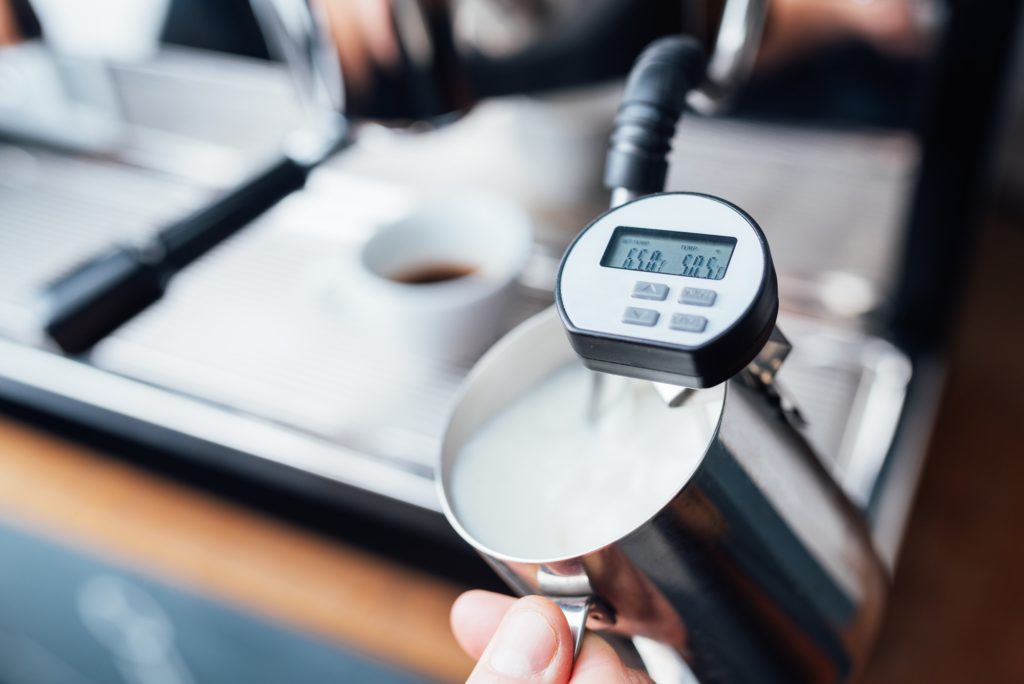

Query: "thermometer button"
left=623, top=307, right=660, bottom=327
left=679, top=287, right=717, bottom=307
left=670, top=313, right=708, bottom=333
left=632, top=281, right=670, bottom=301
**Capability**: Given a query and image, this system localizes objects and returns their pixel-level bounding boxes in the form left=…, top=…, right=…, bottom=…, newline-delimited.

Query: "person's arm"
left=0, top=0, right=42, bottom=46
left=451, top=590, right=653, bottom=683
left=321, top=0, right=398, bottom=96
left=758, top=0, right=930, bottom=68
left=0, top=0, right=19, bottom=45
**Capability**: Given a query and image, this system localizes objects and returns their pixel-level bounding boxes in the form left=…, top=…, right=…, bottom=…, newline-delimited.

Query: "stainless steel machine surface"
left=0, top=48, right=912, bottom=544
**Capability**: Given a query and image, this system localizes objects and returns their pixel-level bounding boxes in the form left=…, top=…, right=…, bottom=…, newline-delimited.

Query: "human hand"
left=451, top=590, right=653, bottom=683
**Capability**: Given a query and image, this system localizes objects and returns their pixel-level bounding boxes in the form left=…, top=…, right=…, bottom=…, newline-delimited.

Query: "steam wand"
left=585, top=36, right=792, bottom=410
left=603, top=36, right=707, bottom=408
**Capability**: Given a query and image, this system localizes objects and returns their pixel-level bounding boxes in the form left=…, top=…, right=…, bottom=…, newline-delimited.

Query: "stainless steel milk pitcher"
left=439, top=309, right=887, bottom=683
left=438, top=27, right=889, bottom=684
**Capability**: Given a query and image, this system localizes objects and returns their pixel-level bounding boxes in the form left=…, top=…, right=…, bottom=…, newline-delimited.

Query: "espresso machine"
left=0, top=2, right=1019, bottom=681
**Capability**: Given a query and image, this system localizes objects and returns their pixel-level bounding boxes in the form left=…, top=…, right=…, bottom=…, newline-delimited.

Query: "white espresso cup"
left=344, top=192, right=532, bottom=362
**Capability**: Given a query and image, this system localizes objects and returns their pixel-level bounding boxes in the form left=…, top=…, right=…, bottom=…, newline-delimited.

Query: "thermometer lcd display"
left=600, top=226, right=737, bottom=280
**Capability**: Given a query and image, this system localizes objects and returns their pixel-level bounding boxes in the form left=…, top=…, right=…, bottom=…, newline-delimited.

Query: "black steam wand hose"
left=603, top=36, right=706, bottom=205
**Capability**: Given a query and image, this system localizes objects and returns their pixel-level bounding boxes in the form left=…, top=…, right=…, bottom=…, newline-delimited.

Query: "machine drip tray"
left=0, top=163, right=911, bottom=523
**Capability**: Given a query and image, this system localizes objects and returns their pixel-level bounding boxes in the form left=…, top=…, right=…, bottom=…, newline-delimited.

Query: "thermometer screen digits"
left=600, top=227, right=737, bottom=281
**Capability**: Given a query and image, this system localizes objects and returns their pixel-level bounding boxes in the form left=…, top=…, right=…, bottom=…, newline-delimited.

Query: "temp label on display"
left=600, top=226, right=737, bottom=280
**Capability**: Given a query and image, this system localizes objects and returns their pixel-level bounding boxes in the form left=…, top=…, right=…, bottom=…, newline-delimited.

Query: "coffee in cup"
left=342, top=192, right=533, bottom=362
left=387, top=262, right=477, bottom=285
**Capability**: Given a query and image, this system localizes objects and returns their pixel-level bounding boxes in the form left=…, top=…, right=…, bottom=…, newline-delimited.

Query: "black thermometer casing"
left=555, top=192, right=778, bottom=389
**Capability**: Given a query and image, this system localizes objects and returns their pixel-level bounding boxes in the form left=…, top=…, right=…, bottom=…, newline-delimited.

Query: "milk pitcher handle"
left=551, top=596, right=593, bottom=659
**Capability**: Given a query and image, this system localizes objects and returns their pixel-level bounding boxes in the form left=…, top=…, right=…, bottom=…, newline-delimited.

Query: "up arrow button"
left=631, top=281, right=669, bottom=301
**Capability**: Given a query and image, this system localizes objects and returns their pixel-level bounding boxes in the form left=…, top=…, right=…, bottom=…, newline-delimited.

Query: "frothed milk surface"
left=449, top=363, right=724, bottom=560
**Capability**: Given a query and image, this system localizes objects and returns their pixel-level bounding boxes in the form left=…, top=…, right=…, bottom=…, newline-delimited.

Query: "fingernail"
left=487, top=606, right=559, bottom=677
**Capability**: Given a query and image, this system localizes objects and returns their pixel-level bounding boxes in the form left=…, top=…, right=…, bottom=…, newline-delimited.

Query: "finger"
left=466, top=595, right=575, bottom=684
left=451, top=590, right=518, bottom=660
left=571, top=634, right=654, bottom=684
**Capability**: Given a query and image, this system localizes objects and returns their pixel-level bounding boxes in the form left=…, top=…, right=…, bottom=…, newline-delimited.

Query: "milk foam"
left=449, top=363, right=724, bottom=560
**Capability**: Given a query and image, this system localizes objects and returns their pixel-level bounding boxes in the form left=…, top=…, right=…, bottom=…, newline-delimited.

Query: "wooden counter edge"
left=0, top=418, right=474, bottom=682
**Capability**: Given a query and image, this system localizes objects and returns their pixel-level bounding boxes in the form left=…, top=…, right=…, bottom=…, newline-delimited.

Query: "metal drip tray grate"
left=776, top=315, right=912, bottom=504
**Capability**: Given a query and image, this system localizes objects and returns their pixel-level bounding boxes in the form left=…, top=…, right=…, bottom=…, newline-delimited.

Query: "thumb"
left=467, top=596, right=575, bottom=683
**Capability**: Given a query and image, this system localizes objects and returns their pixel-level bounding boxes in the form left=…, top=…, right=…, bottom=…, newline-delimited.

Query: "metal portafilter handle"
left=38, top=145, right=332, bottom=354
left=37, top=0, right=349, bottom=354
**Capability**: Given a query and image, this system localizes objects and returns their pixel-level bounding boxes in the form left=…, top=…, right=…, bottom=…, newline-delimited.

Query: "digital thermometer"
left=556, top=192, right=778, bottom=388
